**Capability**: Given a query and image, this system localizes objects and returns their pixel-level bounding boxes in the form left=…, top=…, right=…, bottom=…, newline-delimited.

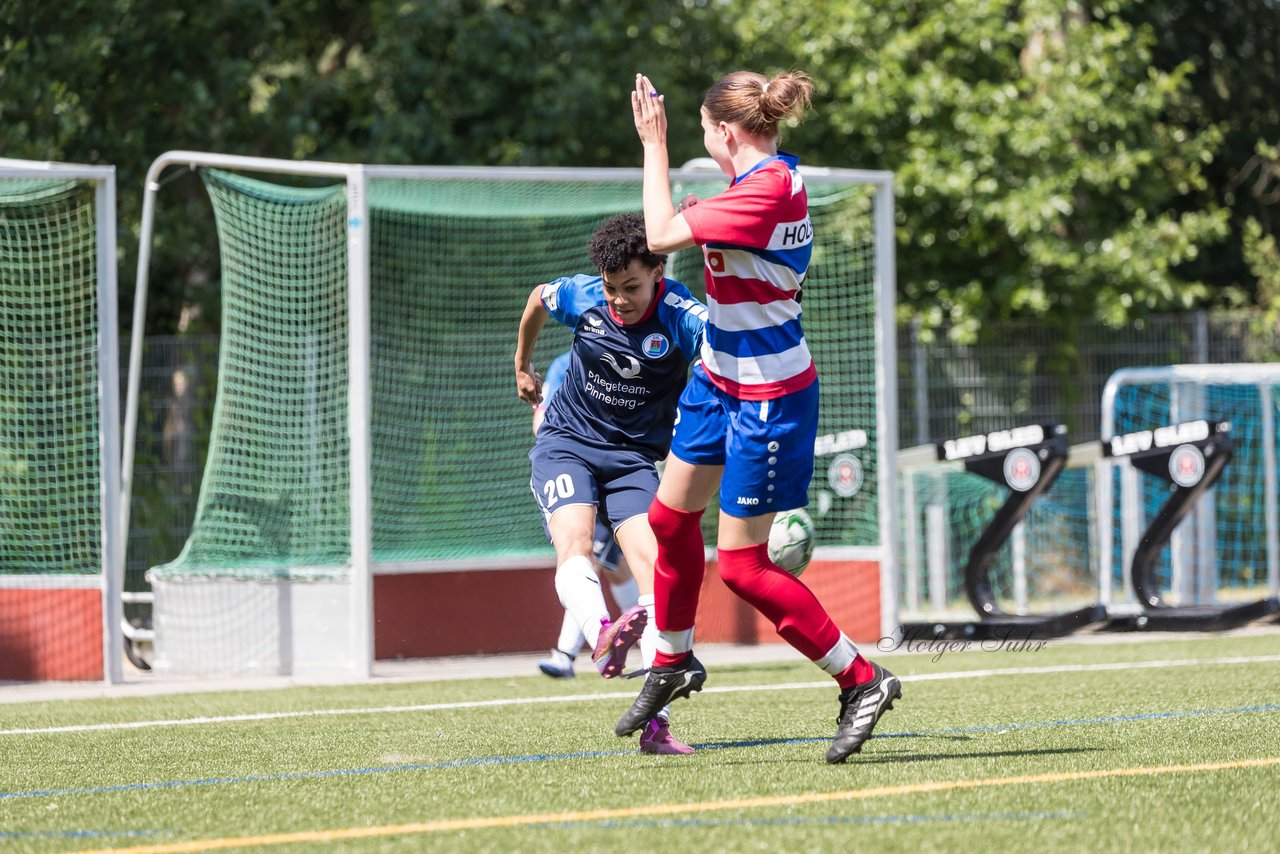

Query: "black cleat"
left=615, top=654, right=707, bottom=737
left=826, top=662, right=902, bottom=763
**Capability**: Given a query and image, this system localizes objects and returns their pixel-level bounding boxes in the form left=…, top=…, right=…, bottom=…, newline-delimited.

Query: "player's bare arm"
left=632, top=73, right=695, bottom=254
left=514, top=284, right=550, bottom=406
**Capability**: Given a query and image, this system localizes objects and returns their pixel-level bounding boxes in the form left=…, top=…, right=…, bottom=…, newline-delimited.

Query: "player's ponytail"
left=703, top=69, right=814, bottom=141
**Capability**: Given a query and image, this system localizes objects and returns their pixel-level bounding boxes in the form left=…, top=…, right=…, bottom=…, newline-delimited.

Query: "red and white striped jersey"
left=681, top=152, right=816, bottom=400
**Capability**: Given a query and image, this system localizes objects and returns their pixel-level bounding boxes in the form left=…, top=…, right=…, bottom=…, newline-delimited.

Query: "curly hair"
left=588, top=212, right=667, bottom=274
left=703, top=69, right=814, bottom=140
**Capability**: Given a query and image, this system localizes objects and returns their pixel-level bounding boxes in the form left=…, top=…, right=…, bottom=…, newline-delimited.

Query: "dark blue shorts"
left=671, top=365, right=819, bottom=518
left=529, top=436, right=659, bottom=541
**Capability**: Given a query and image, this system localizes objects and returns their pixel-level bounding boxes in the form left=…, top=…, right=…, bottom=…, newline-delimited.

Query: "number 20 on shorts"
left=542, top=474, right=575, bottom=507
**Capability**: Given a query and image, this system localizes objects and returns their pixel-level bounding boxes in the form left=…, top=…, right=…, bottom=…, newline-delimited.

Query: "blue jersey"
left=538, top=274, right=706, bottom=459
left=539, top=352, right=571, bottom=409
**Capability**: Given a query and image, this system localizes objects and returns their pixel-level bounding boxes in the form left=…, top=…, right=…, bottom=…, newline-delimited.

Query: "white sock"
left=555, top=610, right=585, bottom=655
left=655, top=627, right=695, bottom=657
left=637, top=595, right=673, bottom=723
left=610, top=576, right=640, bottom=611
left=555, top=554, right=608, bottom=649
left=815, top=633, right=860, bottom=677
left=638, top=594, right=657, bottom=669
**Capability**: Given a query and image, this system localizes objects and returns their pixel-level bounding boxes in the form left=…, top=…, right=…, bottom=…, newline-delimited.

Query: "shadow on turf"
left=690, top=731, right=971, bottom=752
left=688, top=736, right=1099, bottom=766
left=854, top=746, right=1100, bottom=765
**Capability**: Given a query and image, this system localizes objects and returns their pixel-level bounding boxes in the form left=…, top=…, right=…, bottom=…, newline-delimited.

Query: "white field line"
left=3, top=654, right=1278, bottom=737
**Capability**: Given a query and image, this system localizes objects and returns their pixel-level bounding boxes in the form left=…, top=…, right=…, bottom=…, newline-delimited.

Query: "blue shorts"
left=529, top=436, right=659, bottom=540
left=671, top=365, right=818, bottom=518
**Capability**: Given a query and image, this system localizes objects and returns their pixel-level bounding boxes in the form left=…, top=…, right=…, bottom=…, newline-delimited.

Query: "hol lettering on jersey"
left=773, top=218, right=814, bottom=248
left=770, top=217, right=813, bottom=250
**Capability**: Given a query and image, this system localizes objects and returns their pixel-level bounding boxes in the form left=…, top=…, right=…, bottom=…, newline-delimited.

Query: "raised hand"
left=631, top=73, right=667, bottom=148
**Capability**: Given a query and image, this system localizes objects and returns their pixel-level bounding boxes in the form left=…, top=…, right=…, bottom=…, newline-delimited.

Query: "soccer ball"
left=768, top=508, right=816, bottom=577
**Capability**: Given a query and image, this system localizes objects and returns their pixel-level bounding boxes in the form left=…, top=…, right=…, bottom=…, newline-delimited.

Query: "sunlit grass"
left=1, top=631, right=1278, bottom=853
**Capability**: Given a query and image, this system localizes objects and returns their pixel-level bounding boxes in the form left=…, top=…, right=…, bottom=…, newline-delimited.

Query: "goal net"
left=131, top=154, right=896, bottom=675
left=1100, top=364, right=1280, bottom=608
left=0, top=159, right=122, bottom=681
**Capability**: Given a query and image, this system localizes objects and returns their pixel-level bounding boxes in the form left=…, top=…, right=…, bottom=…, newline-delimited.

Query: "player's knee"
left=649, top=498, right=701, bottom=540
left=716, top=545, right=768, bottom=594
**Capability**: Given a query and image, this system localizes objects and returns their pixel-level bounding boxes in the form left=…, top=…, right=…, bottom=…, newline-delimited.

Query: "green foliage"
left=1242, top=215, right=1280, bottom=360
left=0, top=0, right=740, bottom=333
left=280, top=0, right=739, bottom=169
left=735, top=0, right=1234, bottom=347
left=1, top=0, right=1274, bottom=342
left=1123, top=0, right=1280, bottom=302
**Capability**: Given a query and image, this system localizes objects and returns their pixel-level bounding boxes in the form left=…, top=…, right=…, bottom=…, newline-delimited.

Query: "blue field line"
left=2, top=703, right=1277, bottom=802
left=0, top=749, right=633, bottom=800
left=0, top=829, right=169, bottom=840
left=687, top=702, right=1280, bottom=751
left=540, top=809, right=1086, bottom=830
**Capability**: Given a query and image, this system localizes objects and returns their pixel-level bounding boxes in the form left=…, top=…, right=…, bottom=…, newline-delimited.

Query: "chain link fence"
left=899, top=310, right=1279, bottom=447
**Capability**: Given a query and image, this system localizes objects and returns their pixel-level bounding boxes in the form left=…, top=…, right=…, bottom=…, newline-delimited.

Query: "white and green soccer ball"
left=768, top=508, right=816, bottom=576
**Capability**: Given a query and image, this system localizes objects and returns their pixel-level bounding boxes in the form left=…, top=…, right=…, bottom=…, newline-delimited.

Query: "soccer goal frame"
left=1099, top=364, right=1280, bottom=611
left=126, top=151, right=898, bottom=677
left=0, top=157, right=123, bottom=683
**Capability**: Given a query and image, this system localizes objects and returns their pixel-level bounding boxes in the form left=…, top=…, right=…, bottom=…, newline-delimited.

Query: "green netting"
left=796, top=185, right=881, bottom=546
left=370, top=177, right=642, bottom=218
left=152, top=170, right=352, bottom=580
left=1110, top=377, right=1280, bottom=600
left=899, top=372, right=1280, bottom=618
left=155, top=168, right=885, bottom=579
left=0, top=178, right=102, bottom=576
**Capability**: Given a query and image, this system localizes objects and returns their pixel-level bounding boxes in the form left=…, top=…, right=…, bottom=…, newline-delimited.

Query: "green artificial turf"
left=1, top=632, right=1278, bottom=853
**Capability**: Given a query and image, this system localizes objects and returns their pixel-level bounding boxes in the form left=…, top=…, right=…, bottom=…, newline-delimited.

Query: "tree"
left=735, top=0, right=1230, bottom=346
left=1, top=0, right=739, bottom=333
left=1122, top=0, right=1280, bottom=305
left=2, top=0, right=1270, bottom=343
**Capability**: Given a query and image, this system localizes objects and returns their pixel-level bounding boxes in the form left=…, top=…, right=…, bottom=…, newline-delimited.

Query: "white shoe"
left=537, top=649, right=576, bottom=679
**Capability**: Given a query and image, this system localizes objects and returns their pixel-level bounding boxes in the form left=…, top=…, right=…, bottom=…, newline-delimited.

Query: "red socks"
left=717, top=543, right=842, bottom=660
left=648, top=509, right=876, bottom=683
left=836, top=654, right=876, bottom=689
left=648, top=498, right=705, bottom=668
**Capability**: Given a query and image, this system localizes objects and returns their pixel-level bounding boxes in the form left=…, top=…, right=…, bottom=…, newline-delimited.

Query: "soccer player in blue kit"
left=532, top=351, right=640, bottom=680
left=515, top=212, right=707, bottom=754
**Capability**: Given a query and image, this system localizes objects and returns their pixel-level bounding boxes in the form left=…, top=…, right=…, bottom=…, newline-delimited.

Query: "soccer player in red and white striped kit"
left=617, top=69, right=902, bottom=763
